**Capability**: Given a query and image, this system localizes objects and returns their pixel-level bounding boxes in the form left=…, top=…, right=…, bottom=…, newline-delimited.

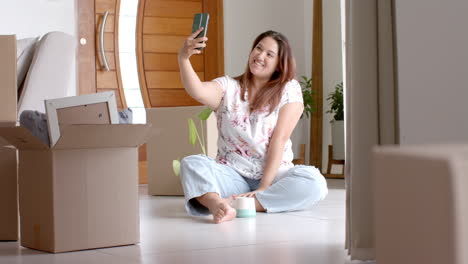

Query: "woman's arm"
left=178, top=28, right=223, bottom=110
left=258, top=102, right=304, bottom=190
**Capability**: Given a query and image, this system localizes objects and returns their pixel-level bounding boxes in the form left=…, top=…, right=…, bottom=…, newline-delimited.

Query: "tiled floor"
left=0, top=179, right=369, bottom=264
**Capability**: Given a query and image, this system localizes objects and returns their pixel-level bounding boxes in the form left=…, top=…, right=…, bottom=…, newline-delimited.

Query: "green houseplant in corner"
left=290, top=76, right=316, bottom=164
left=172, top=108, right=213, bottom=176
left=299, top=76, right=316, bottom=118
left=326, top=82, right=344, bottom=160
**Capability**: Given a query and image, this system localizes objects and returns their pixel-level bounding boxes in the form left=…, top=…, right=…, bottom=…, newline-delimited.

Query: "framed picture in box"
left=45, top=91, right=119, bottom=147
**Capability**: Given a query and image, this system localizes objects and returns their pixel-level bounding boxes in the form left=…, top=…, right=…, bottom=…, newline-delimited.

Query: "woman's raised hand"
left=178, top=27, right=208, bottom=61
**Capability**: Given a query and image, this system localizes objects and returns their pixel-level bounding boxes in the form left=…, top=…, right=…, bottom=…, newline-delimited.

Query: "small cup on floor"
left=232, top=197, right=256, bottom=218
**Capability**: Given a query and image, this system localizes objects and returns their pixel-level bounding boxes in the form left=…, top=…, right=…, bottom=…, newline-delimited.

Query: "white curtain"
left=344, top=0, right=396, bottom=260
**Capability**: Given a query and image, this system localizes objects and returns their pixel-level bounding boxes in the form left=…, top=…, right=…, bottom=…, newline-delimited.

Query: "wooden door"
left=77, top=0, right=223, bottom=184
left=77, top=0, right=127, bottom=110
left=136, top=0, right=224, bottom=107
left=77, top=0, right=141, bottom=182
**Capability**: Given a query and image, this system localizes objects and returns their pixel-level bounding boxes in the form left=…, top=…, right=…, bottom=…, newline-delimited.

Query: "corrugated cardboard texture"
left=146, top=107, right=218, bottom=196
left=0, top=147, right=18, bottom=240
left=0, top=35, right=17, bottom=124
left=0, top=124, right=151, bottom=150
left=19, top=150, right=54, bottom=250
left=54, top=124, right=151, bottom=150
left=19, top=148, right=140, bottom=253
left=0, top=137, right=9, bottom=147
left=0, top=126, right=49, bottom=150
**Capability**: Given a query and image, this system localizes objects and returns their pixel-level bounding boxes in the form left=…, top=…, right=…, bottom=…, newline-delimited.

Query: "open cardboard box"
left=0, top=123, right=150, bottom=253
left=0, top=35, right=151, bottom=253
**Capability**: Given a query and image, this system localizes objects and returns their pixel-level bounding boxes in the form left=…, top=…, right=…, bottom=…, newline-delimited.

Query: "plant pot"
left=331, top=120, right=345, bottom=160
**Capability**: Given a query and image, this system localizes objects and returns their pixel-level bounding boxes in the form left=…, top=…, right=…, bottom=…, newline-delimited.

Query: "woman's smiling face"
left=248, top=36, right=279, bottom=81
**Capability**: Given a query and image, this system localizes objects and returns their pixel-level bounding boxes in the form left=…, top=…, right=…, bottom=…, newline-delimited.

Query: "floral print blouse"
left=213, top=76, right=304, bottom=180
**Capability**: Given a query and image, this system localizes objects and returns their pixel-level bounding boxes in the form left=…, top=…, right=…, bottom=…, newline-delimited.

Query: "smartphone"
left=191, top=13, right=210, bottom=50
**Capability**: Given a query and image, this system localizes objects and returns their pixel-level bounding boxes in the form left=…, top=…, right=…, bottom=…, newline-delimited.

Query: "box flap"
left=0, top=125, right=49, bottom=150
left=53, top=124, right=152, bottom=149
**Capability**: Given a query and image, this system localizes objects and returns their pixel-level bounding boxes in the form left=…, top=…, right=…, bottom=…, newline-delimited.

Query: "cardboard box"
left=0, top=146, right=18, bottom=241
left=373, top=144, right=468, bottom=264
left=0, top=35, right=17, bottom=124
left=0, top=124, right=150, bottom=253
left=146, top=106, right=218, bottom=196
left=0, top=124, right=151, bottom=253
left=0, top=35, right=19, bottom=241
left=0, top=34, right=151, bottom=253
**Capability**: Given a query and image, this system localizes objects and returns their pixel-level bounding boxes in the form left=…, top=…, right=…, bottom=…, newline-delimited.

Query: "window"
left=119, top=0, right=145, bottom=123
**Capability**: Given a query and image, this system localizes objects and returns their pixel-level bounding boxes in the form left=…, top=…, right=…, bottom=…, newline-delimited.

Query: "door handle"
left=98, top=10, right=111, bottom=71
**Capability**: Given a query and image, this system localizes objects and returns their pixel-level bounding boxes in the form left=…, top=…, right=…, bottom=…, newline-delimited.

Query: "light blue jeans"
left=180, top=155, right=328, bottom=216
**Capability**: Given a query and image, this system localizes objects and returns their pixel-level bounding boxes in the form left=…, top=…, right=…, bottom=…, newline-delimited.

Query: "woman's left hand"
left=235, top=188, right=267, bottom=198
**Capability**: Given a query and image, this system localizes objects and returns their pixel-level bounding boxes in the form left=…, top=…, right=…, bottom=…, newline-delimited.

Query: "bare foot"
left=211, top=201, right=236, bottom=224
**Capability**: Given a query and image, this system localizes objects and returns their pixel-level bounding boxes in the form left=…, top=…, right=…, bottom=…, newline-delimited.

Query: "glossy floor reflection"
left=0, top=179, right=363, bottom=264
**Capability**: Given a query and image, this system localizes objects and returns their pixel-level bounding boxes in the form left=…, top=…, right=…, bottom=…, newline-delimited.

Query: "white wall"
left=394, top=0, right=468, bottom=144
left=224, top=0, right=311, bottom=77
left=0, top=0, right=77, bottom=96
left=0, top=0, right=76, bottom=39
left=322, top=0, right=343, bottom=172
left=223, top=0, right=313, bottom=160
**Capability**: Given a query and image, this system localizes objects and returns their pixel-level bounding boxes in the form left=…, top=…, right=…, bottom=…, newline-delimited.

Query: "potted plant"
left=172, top=108, right=213, bottom=176
left=288, top=76, right=316, bottom=164
left=299, top=76, right=316, bottom=118
left=326, top=82, right=344, bottom=160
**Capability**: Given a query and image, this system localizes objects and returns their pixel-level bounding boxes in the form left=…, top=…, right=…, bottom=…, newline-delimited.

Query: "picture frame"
left=45, top=91, right=119, bottom=147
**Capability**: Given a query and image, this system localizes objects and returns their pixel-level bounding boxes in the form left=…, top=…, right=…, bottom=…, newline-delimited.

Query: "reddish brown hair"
left=234, top=30, right=296, bottom=114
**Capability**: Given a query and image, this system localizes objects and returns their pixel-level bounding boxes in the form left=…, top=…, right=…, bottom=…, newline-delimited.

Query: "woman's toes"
left=212, top=202, right=236, bottom=224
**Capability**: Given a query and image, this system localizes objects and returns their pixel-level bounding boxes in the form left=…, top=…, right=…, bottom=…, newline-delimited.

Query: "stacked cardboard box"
left=0, top=146, right=18, bottom=241
left=0, top=35, right=19, bottom=241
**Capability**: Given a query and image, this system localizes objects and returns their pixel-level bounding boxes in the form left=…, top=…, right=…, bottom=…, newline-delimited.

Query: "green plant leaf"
left=188, top=118, right=197, bottom=146
left=299, top=76, right=316, bottom=119
left=326, top=82, right=344, bottom=122
left=197, top=108, right=213, bottom=121
left=172, top=159, right=181, bottom=177
left=172, top=109, right=213, bottom=177
left=199, top=120, right=206, bottom=156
